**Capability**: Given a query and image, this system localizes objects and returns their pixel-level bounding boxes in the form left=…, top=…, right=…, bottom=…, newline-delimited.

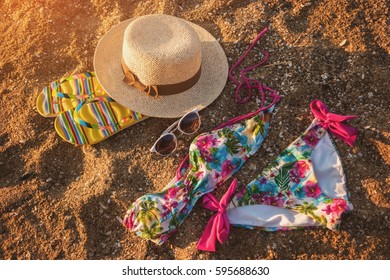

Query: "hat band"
left=121, top=58, right=201, bottom=97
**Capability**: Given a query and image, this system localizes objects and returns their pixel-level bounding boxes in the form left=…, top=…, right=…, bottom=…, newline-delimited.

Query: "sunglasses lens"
left=179, top=112, right=200, bottom=134
left=155, top=134, right=176, bottom=155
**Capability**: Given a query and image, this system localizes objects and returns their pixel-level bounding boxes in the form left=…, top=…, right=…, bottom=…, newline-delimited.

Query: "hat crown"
left=122, top=14, right=202, bottom=86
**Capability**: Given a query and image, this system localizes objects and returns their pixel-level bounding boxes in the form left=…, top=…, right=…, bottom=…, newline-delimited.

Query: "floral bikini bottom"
left=197, top=100, right=358, bottom=251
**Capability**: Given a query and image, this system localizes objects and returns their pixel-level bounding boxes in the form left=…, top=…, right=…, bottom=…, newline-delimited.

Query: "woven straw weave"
left=123, top=15, right=202, bottom=85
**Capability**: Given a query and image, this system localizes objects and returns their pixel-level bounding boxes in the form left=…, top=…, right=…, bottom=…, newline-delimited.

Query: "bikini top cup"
left=196, top=100, right=359, bottom=252
left=124, top=110, right=275, bottom=244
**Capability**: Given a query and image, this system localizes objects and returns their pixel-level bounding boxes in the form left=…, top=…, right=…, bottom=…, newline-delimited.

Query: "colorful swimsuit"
left=122, top=29, right=358, bottom=250
left=197, top=100, right=358, bottom=252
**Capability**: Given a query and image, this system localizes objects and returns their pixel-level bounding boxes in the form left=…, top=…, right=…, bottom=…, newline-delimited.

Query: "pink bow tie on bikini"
left=197, top=179, right=237, bottom=252
left=310, top=100, right=358, bottom=147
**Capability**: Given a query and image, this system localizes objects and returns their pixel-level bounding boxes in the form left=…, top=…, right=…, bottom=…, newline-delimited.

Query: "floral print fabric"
left=123, top=113, right=272, bottom=244
left=229, top=123, right=351, bottom=230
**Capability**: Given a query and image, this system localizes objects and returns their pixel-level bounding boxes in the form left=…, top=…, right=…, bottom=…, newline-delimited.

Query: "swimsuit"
left=122, top=29, right=358, bottom=251
left=197, top=100, right=358, bottom=252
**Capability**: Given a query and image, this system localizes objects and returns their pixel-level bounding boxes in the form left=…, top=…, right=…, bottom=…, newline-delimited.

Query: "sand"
left=0, top=0, right=389, bottom=260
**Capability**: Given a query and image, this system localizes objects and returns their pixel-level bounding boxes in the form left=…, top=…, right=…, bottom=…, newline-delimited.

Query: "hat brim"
left=94, top=17, right=228, bottom=118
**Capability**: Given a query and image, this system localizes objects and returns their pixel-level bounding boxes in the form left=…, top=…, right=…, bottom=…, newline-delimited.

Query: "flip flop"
left=36, top=72, right=104, bottom=117
left=54, top=96, right=147, bottom=145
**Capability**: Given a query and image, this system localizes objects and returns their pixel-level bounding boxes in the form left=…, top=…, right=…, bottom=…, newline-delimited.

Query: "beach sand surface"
left=0, top=0, right=389, bottom=259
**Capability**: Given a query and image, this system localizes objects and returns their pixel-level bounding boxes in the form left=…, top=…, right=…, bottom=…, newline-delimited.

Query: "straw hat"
left=94, top=14, right=228, bottom=118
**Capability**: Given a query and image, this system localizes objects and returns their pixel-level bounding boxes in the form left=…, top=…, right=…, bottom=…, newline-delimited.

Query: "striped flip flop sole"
left=54, top=98, right=147, bottom=145
left=36, top=72, right=104, bottom=117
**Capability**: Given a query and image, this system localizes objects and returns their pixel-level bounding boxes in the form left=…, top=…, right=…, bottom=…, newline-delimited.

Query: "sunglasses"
left=150, top=109, right=201, bottom=156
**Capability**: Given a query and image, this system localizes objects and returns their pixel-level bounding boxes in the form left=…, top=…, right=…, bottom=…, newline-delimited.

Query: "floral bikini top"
left=123, top=28, right=281, bottom=244
left=124, top=99, right=278, bottom=244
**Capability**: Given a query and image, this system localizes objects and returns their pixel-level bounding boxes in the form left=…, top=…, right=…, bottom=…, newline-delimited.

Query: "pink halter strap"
left=228, top=27, right=270, bottom=105
left=176, top=28, right=280, bottom=179
left=310, top=100, right=358, bottom=147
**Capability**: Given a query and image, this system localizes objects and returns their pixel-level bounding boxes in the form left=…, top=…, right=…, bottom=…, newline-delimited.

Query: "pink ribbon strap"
left=197, top=179, right=238, bottom=252
left=310, top=100, right=358, bottom=147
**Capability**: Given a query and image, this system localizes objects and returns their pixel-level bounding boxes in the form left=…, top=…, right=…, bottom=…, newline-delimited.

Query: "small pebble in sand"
left=177, top=140, right=184, bottom=147
left=249, top=163, right=256, bottom=171
left=364, top=130, right=375, bottom=139
left=345, top=82, right=352, bottom=91
left=102, top=248, right=111, bottom=255
left=1, top=88, right=10, bottom=94
left=99, top=202, right=108, bottom=210
left=339, top=39, right=347, bottom=46
left=20, top=172, right=33, bottom=181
